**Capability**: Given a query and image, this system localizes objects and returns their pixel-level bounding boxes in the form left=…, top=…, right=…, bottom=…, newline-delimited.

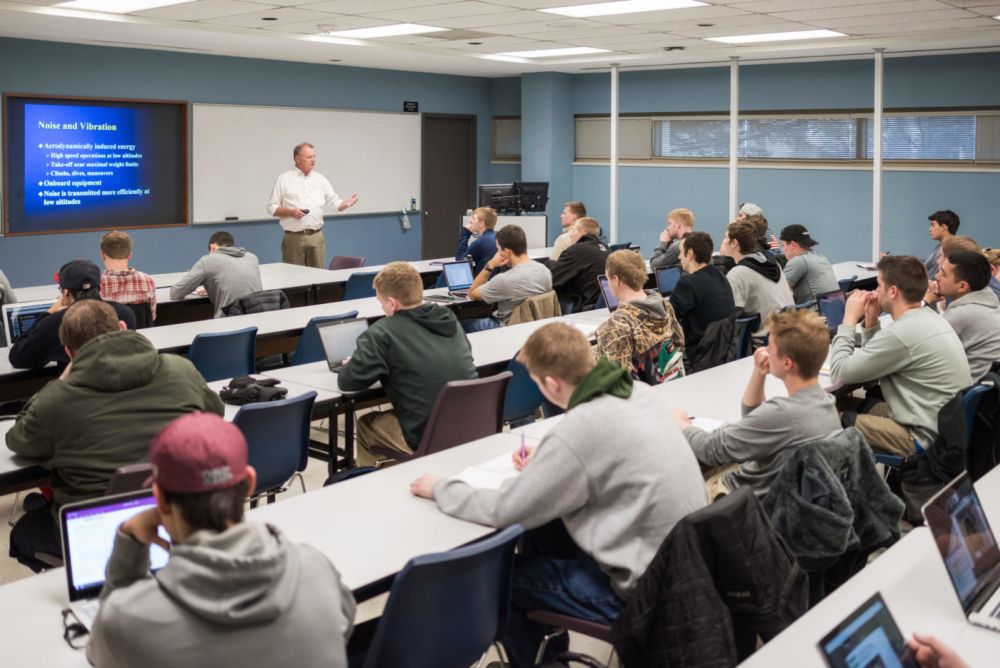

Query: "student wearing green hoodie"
left=411, top=322, right=707, bottom=667
left=338, top=262, right=477, bottom=466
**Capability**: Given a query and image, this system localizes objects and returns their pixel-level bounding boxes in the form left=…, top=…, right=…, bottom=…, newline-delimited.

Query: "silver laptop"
left=3, top=300, right=55, bottom=345
left=60, top=490, right=170, bottom=630
left=922, top=472, right=1000, bottom=632
left=442, top=260, right=474, bottom=297
left=316, top=318, right=369, bottom=372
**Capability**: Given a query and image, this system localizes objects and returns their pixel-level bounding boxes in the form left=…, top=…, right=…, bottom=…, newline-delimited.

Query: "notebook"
left=442, top=260, right=474, bottom=297
left=60, top=490, right=170, bottom=630
left=316, top=318, right=369, bottom=372
left=3, top=300, right=55, bottom=345
left=597, top=275, right=620, bottom=313
left=922, top=471, right=1000, bottom=632
left=818, top=592, right=917, bottom=667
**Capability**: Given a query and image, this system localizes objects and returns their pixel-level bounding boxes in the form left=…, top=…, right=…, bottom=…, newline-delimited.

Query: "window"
left=493, top=117, right=521, bottom=161
left=862, top=115, right=976, bottom=160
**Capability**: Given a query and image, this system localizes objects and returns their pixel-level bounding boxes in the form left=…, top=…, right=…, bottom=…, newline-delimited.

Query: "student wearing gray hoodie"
left=410, top=323, right=707, bottom=668
left=87, top=412, right=355, bottom=668
left=170, top=231, right=262, bottom=317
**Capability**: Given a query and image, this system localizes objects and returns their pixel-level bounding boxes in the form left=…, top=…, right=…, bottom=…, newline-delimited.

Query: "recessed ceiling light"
left=261, top=17, right=278, bottom=21
left=541, top=0, right=705, bottom=18
left=328, top=23, right=447, bottom=39
left=468, top=41, right=483, bottom=45
left=663, top=46, right=685, bottom=51
left=498, top=46, right=610, bottom=58
left=697, top=23, right=713, bottom=27
left=55, top=0, right=195, bottom=11
left=706, top=29, right=845, bottom=44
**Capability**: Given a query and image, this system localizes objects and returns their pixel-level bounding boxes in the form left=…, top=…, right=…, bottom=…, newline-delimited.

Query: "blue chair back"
left=503, top=354, right=544, bottom=427
left=233, top=391, right=317, bottom=493
left=963, top=384, right=992, bottom=442
left=734, top=314, right=760, bottom=359
left=655, top=267, right=681, bottom=296
left=187, top=326, right=257, bottom=382
left=360, top=525, right=524, bottom=668
left=291, top=311, right=361, bottom=366
left=343, top=271, right=379, bottom=300
left=838, top=275, right=856, bottom=294
left=817, top=290, right=847, bottom=335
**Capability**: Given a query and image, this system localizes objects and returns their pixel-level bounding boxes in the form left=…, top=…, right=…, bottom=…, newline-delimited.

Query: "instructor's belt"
left=285, top=228, right=321, bottom=236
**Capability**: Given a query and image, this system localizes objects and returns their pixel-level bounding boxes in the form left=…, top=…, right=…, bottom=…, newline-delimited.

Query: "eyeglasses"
left=61, top=608, right=89, bottom=650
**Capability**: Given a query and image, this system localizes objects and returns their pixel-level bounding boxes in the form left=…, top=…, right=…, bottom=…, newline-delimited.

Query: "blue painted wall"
left=0, top=37, right=492, bottom=284
left=521, top=73, right=574, bottom=243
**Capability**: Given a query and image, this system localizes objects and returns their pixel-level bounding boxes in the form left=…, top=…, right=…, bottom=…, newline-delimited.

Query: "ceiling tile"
left=482, top=0, right=614, bottom=8
left=773, top=0, right=959, bottom=22
left=235, top=0, right=317, bottom=4
left=596, top=4, right=752, bottom=25
left=849, top=15, right=1000, bottom=32
left=641, top=12, right=794, bottom=31
left=725, top=0, right=894, bottom=10
left=300, top=0, right=446, bottom=12
left=818, top=8, right=984, bottom=28
left=361, top=1, right=517, bottom=22
left=519, top=24, right=650, bottom=39
left=667, top=20, right=820, bottom=38
left=258, top=14, right=385, bottom=33
left=134, top=0, right=279, bottom=21
left=430, top=10, right=555, bottom=29
left=200, top=6, right=341, bottom=28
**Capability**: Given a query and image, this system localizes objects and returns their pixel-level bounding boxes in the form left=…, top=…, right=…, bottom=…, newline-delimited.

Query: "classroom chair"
left=816, top=290, right=847, bottom=336
left=368, top=372, right=512, bottom=464
left=734, top=314, right=760, bottom=360
left=608, top=242, right=632, bottom=252
left=290, top=311, right=360, bottom=366
left=234, top=391, right=317, bottom=506
left=503, top=354, right=544, bottom=428
left=347, top=524, right=523, bottom=668
left=126, top=303, right=154, bottom=329
left=187, top=326, right=257, bottom=382
left=343, top=271, right=379, bottom=300
left=329, top=255, right=365, bottom=270
left=837, top=275, right=856, bottom=294
left=781, top=300, right=816, bottom=312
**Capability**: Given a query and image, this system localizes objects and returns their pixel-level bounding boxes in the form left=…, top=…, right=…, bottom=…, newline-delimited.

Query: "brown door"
left=421, top=114, right=476, bottom=259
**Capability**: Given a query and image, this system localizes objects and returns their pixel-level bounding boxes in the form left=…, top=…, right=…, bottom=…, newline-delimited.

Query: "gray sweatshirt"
left=726, top=254, right=795, bottom=340
left=683, top=384, right=842, bottom=497
left=783, top=251, right=839, bottom=305
left=0, top=269, right=17, bottom=307
left=87, top=522, right=355, bottom=668
left=433, top=382, right=708, bottom=597
left=650, top=239, right=681, bottom=270
left=170, top=246, right=262, bottom=317
left=942, top=288, right=1000, bottom=381
left=829, top=308, right=971, bottom=447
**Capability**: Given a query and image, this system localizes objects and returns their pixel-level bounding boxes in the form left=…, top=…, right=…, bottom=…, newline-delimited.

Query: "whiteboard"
left=192, top=104, right=421, bottom=223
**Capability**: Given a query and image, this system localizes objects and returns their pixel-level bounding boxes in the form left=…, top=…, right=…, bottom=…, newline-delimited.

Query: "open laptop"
left=442, top=260, right=474, bottom=297
left=818, top=592, right=917, bottom=668
left=597, top=275, right=620, bottom=312
left=655, top=267, right=681, bottom=296
left=60, top=490, right=170, bottom=630
left=3, top=300, right=55, bottom=345
left=317, top=318, right=369, bottom=372
left=922, top=471, right=1000, bottom=632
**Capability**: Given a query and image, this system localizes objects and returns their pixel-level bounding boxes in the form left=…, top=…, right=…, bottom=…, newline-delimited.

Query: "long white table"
left=832, top=261, right=879, bottom=287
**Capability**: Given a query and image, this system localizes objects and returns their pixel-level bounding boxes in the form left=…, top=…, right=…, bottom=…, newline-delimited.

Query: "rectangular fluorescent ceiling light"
left=707, top=30, right=845, bottom=44
left=328, top=23, right=447, bottom=39
left=542, top=0, right=705, bottom=18
left=56, top=0, right=194, bottom=11
left=498, top=47, right=609, bottom=58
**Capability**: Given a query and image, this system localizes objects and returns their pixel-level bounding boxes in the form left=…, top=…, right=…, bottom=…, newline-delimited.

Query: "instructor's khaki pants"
left=282, top=229, right=326, bottom=268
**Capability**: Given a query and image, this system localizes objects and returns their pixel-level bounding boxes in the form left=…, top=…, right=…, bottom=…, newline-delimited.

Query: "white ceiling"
left=0, top=0, right=999, bottom=76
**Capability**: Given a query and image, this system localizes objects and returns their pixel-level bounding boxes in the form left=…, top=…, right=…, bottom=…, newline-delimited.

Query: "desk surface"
left=832, top=261, right=878, bottom=285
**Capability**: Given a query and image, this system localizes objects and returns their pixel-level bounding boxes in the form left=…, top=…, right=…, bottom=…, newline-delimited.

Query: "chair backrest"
left=126, top=302, right=154, bottom=329
left=655, top=267, right=681, bottom=296
left=966, top=380, right=1000, bottom=481
left=414, top=372, right=513, bottom=458
left=963, top=384, right=992, bottom=443
left=608, top=242, right=632, bottom=252
left=291, top=311, right=361, bottom=366
left=233, top=391, right=317, bottom=493
left=734, top=313, right=760, bottom=359
left=104, top=463, right=153, bottom=495
left=361, top=525, right=524, bottom=668
left=188, top=326, right=257, bottom=382
left=816, top=290, right=847, bottom=335
left=506, top=291, right=561, bottom=326
left=343, top=271, right=379, bottom=300
left=329, top=255, right=365, bottom=270
left=503, top=354, right=543, bottom=426
left=781, top=300, right=816, bottom=313
left=838, top=275, right=857, bottom=294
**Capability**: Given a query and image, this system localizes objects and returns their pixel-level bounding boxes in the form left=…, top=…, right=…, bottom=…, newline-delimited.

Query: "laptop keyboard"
left=72, top=599, right=100, bottom=628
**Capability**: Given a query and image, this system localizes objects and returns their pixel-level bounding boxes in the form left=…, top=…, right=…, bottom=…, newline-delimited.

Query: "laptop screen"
left=4, top=300, right=55, bottom=342
left=655, top=267, right=681, bottom=296
left=818, top=593, right=916, bottom=668
left=923, top=472, right=1000, bottom=611
left=62, top=491, right=170, bottom=601
left=597, top=275, right=620, bottom=312
left=442, top=261, right=474, bottom=290
left=317, top=319, right=369, bottom=368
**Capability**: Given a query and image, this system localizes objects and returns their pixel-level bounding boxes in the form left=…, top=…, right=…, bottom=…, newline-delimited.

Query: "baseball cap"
left=780, top=224, right=819, bottom=247
left=56, top=260, right=101, bottom=291
left=149, top=413, right=248, bottom=493
left=738, top=202, right=763, bottom=217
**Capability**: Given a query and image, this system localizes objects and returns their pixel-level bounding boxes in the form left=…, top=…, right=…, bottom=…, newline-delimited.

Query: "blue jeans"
left=504, top=552, right=623, bottom=667
left=462, top=316, right=504, bottom=333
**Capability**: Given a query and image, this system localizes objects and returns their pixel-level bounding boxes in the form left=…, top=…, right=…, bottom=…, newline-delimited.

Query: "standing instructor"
left=267, top=142, right=358, bottom=267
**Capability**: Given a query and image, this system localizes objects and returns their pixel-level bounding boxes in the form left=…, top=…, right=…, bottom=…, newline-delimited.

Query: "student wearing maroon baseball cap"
left=87, top=413, right=355, bottom=668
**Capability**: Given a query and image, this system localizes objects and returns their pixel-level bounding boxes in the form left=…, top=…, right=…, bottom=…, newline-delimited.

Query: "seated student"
left=926, top=250, right=1000, bottom=381
left=779, top=224, right=839, bottom=304
left=674, top=310, right=841, bottom=500
left=743, top=213, right=778, bottom=256
left=984, top=246, right=1000, bottom=301
left=0, top=268, right=16, bottom=308
left=6, top=300, right=224, bottom=571
left=8, top=259, right=137, bottom=370
left=455, top=206, right=498, bottom=275
left=549, top=201, right=586, bottom=261
left=907, top=633, right=972, bottom=668
left=547, top=216, right=610, bottom=313
left=170, top=231, right=262, bottom=318
left=99, top=230, right=157, bottom=323
left=650, top=207, right=694, bottom=270
left=87, top=412, right=355, bottom=668
left=737, top=202, right=762, bottom=221
left=670, top=232, right=736, bottom=353
left=829, top=256, right=970, bottom=456
left=338, top=262, right=477, bottom=466
left=720, top=220, right=794, bottom=345
left=595, top=249, right=685, bottom=381
left=463, top=225, right=552, bottom=333
left=410, top=322, right=707, bottom=668
left=924, top=209, right=959, bottom=280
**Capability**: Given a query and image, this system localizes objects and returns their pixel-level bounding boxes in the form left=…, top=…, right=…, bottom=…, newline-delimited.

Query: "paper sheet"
left=690, top=416, right=724, bottom=432
left=452, top=452, right=519, bottom=490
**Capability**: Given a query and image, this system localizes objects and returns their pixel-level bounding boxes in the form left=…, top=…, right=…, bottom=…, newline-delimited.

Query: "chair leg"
left=534, top=628, right=567, bottom=665
left=7, top=490, right=21, bottom=527
left=494, top=641, right=509, bottom=665
left=294, top=472, right=306, bottom=495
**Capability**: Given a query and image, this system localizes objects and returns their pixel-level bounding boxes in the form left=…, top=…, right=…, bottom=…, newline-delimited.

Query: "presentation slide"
left=3, top=95, right=187, bottom=235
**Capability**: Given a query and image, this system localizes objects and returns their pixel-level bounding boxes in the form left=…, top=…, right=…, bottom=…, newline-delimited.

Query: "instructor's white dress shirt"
left=267, top=168, right=344, bottom=232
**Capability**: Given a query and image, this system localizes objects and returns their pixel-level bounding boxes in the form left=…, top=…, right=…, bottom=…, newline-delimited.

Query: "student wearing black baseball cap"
left=779, top=225, right=839, bottom=305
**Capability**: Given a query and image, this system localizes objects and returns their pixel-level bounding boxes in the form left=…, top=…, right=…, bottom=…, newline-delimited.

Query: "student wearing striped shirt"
left=99, top=231, right=157, bottom=323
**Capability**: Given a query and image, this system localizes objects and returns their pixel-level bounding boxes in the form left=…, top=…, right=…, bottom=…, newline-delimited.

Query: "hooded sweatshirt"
left=726, top=253, right=794, bottom=341
left=548, top=234, right=610, bottom=312
left=6, top=330, right=225, bottom=520
left=595, top=291, right=684, bottom=374
left=337, top=303, right=477, bottom=448
left=942, top=287, right=1000, bottom=381
left=87, top=522, right=355, bottom=668
left=170, top=246, right=263, bottom=317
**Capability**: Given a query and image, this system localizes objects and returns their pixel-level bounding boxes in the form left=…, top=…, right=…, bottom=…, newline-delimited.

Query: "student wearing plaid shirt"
left=99, top=231, right=157, bottom=322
